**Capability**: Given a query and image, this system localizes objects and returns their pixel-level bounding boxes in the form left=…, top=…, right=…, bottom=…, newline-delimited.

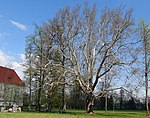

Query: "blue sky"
left=0, top=0, right=150, bottom=79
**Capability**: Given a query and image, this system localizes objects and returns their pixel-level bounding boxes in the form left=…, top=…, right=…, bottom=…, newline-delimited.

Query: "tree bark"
left=86, top=93, right=94, bottom=114
left=62, top=84, right=66, bottom=112
left=37, top=86, right=41, bottom=112
left=144, top=33, right=149, bottom=115
left=61, top=49, right=66, bottom=113
left=105, top=93, right=108, bottom=111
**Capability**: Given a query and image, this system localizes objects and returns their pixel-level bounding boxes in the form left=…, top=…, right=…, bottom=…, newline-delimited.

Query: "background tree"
left=25, top=24, right=54, bottom=111
left=137, top=20, right=150, bottom=115
left=68, top=83, right=85, bottom=109
left=24, top=36, right=35, bottom=110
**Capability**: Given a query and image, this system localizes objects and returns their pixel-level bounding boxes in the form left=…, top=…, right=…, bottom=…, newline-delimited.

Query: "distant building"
left=0, top=66, right=24, bottom=107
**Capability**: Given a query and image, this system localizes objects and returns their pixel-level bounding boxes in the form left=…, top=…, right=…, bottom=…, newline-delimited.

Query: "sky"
left=0, top=0, right=150, bottom=80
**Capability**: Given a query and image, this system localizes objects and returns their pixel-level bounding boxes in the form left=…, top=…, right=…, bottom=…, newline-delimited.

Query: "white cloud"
left=0, top=50, right=25, bottom=80
left=10, top=20, right=27, bottom=31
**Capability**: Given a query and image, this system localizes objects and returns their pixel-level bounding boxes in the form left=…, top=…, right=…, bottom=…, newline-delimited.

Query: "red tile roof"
left=0, top=66, right=24, bottom=86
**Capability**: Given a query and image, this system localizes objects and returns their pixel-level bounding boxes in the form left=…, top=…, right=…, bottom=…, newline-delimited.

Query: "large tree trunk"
left=46, top=91, right=52, bottom=112
left=36, top=76, right=42, bottom=112
left=61, top=53, right=66, bottom=113
left=37, top=87, right=41, bottom=112
left=105, top=93, right=108, bottom=111
left=62, top=86, right=66, bottom=112
left=86, top=93, right=94, bottom=114
left=145, top=37, right=149, bottom=115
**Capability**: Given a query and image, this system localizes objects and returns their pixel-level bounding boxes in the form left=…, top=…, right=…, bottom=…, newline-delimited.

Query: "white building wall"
left=0, top=83, right=24, bottom=107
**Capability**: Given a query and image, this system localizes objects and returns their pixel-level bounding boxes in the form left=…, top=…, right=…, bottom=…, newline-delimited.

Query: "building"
left=0, top=66, right=24, bottom=107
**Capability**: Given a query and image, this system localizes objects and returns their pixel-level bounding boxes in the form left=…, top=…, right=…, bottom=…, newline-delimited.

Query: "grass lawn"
left=0, top=110, right=147, bottom=118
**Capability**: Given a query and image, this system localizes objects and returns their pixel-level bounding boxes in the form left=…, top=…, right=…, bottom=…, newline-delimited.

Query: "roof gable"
left=0, top=66, right=24, bottom=86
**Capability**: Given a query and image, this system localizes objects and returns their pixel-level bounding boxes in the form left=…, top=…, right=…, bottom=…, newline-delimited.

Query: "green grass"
left=0, top=110, right=147, bottom=118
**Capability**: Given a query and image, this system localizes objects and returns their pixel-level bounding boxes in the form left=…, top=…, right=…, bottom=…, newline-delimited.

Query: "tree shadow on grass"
left=23, top=110, right=145, bottom=118
left=63, top=110, right=145, bottom=118
left=95, top=111, right=145, bottom=118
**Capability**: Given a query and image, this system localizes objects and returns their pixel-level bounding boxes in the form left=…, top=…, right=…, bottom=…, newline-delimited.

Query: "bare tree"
left=137, top=19, right=150, bottom=115
left=42, top=4, right=135, bottom=113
